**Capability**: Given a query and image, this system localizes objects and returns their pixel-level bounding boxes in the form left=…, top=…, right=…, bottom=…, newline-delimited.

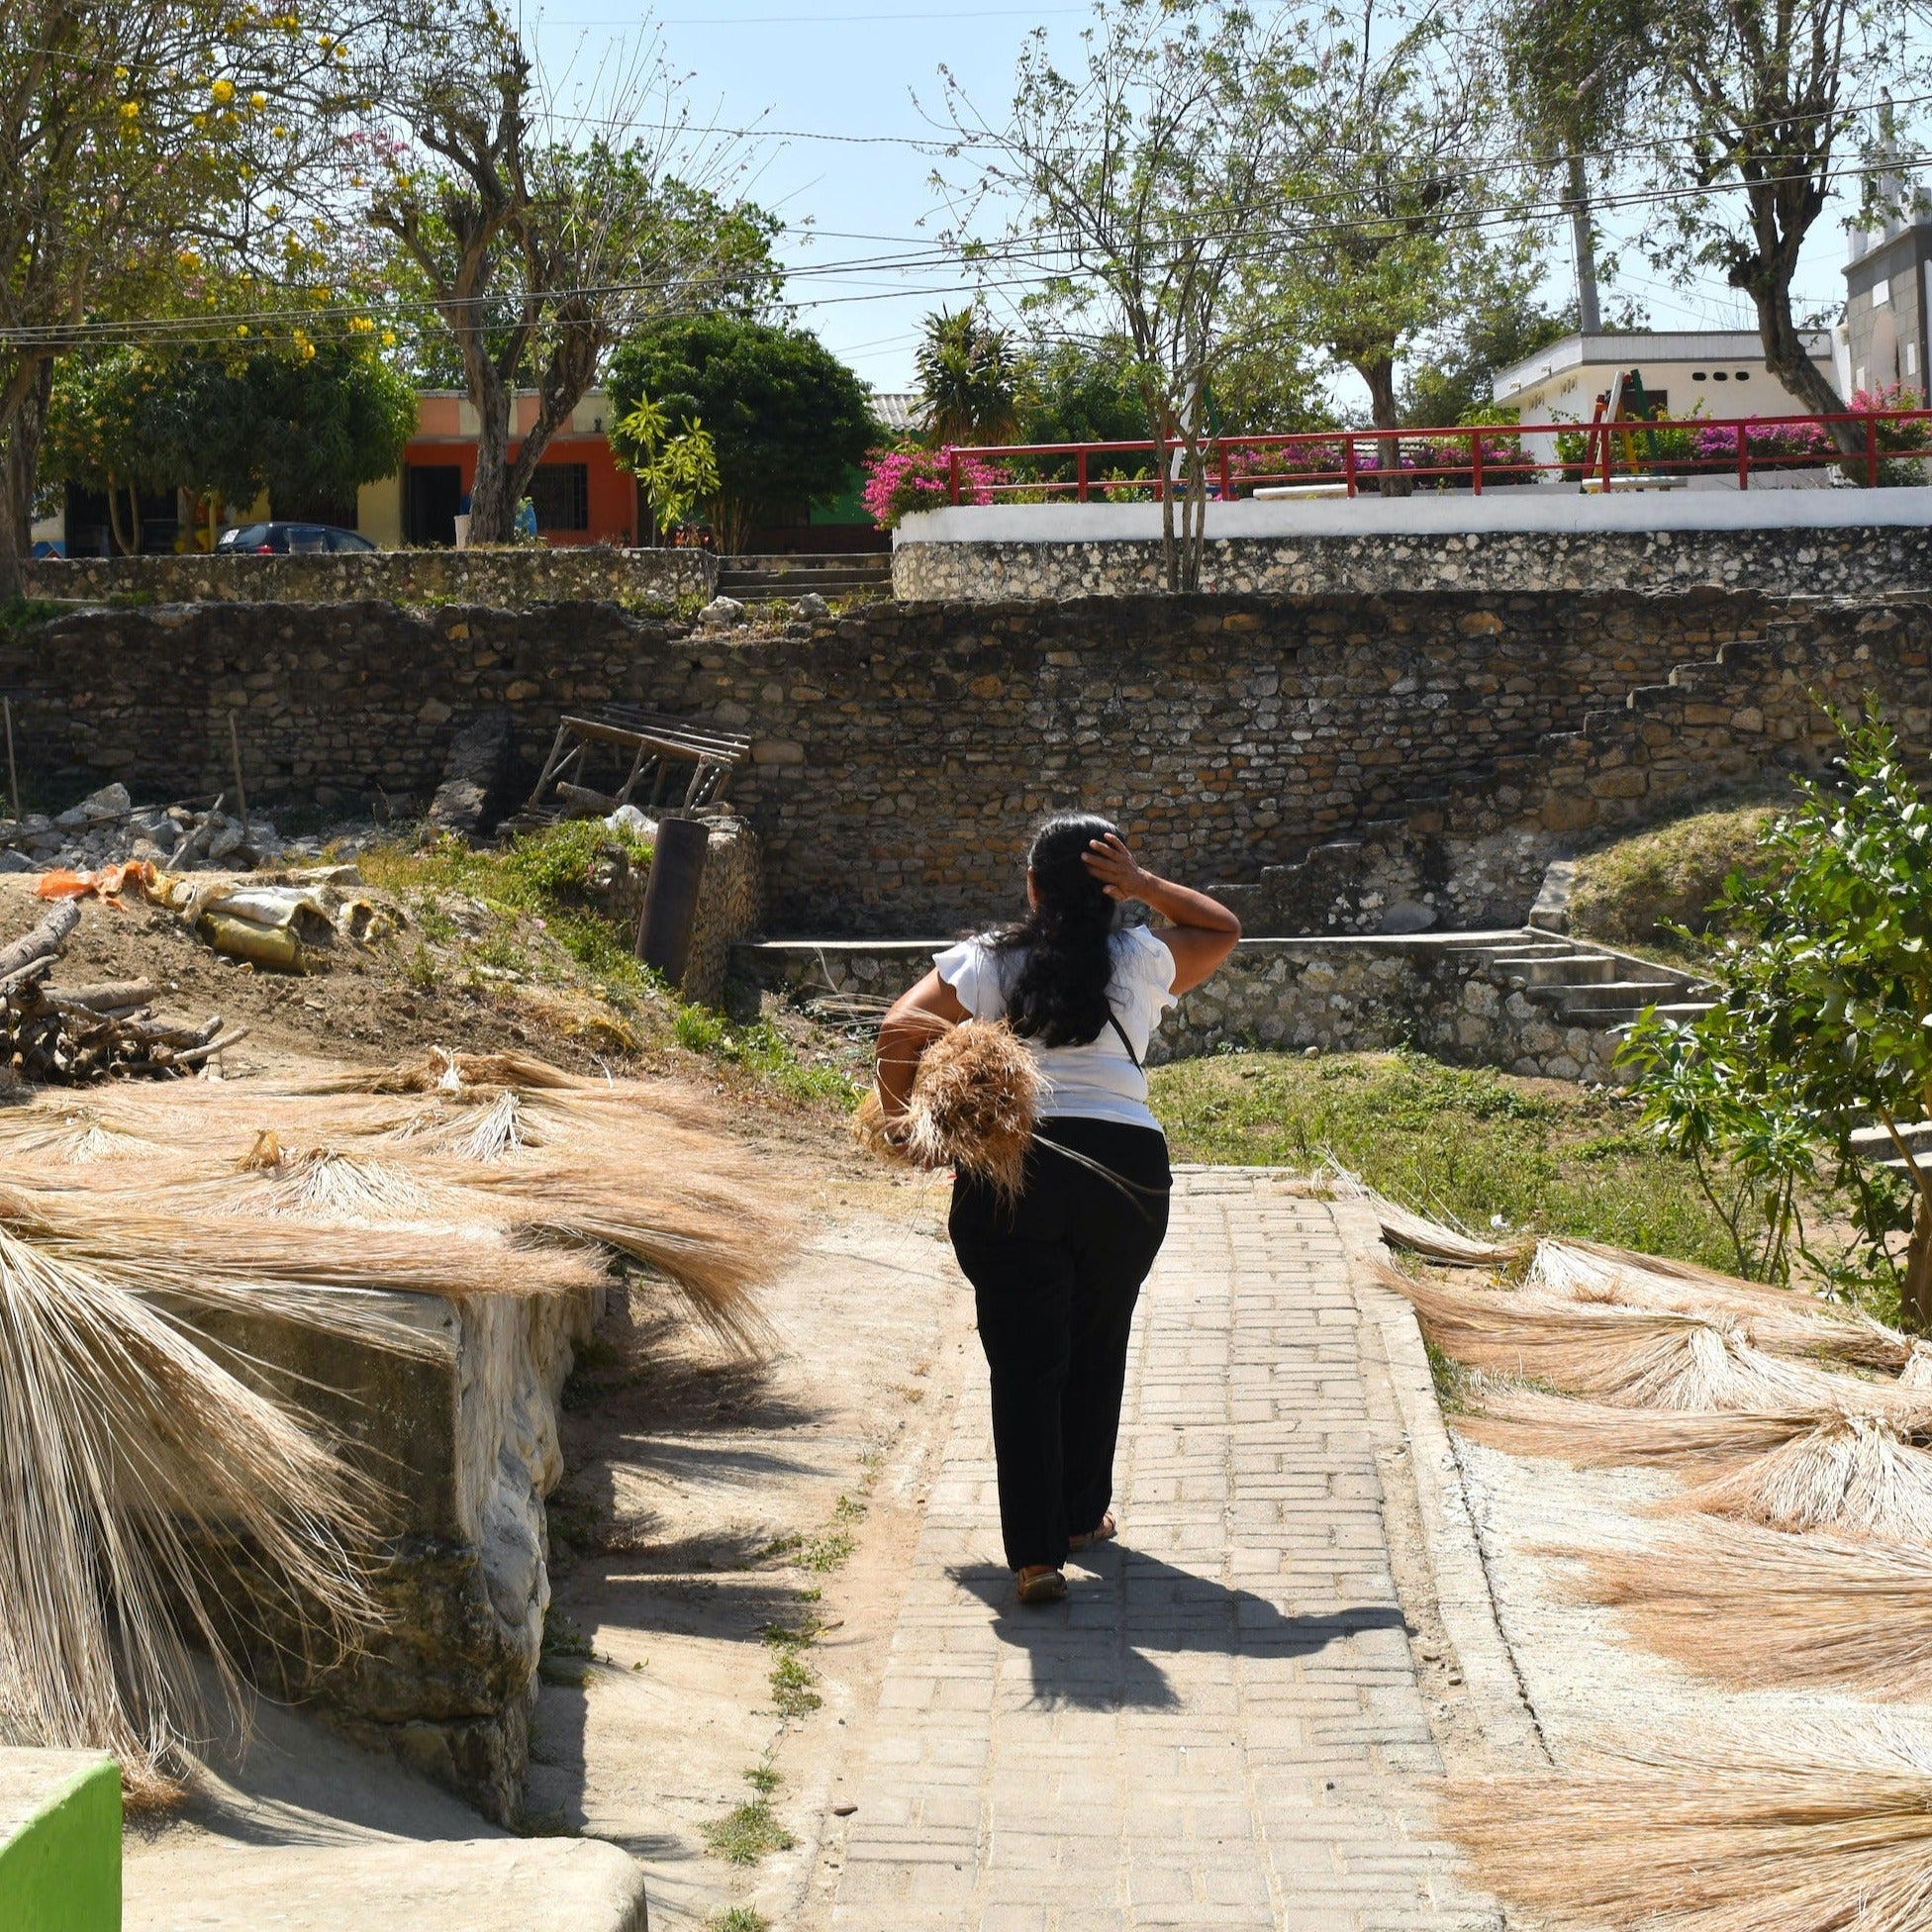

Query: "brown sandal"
left=1068, top=1513, right=1117, bottom=1554
left=1015, top=1565, right=1067, bottom=1605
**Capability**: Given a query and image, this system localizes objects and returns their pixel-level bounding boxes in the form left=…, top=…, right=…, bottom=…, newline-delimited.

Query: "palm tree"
left=915, top=306, right=1019, bottom=445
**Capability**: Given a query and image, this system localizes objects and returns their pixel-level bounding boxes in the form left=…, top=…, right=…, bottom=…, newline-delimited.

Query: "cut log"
left=45, top=979, right=156, bottom=1013
left=0, top=901, right=79, bottom=978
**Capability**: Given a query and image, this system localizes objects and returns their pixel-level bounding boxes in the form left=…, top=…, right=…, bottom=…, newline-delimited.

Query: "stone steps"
left=717, top=552, right=892, bottom=602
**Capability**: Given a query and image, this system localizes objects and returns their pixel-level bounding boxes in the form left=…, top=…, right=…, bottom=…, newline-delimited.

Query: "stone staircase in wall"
left=716, top=552, right=893, bottom=604
left=1447, top=929, right=1717, bottom=1039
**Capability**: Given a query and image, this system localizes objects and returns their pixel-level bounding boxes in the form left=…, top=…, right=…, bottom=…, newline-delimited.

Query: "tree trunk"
left=1745, top=274, right=1860, bottom=463
left=1904, top=1186, right=1932, bottom=1334
left=1566, top=153, right=1600, bottom=335
left=465, top=355, right=517, bottom=545
left=0, top=355, right=52, bottom=602
left=1356, top=353, right=1408, bottom=497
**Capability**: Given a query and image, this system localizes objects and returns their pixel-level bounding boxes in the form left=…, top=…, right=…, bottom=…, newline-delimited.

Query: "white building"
left=1491, top=330, right=1838, bottom=485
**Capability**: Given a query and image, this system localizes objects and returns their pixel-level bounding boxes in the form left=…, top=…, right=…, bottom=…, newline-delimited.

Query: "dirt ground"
left=0, top=877, right=640, bottom=1073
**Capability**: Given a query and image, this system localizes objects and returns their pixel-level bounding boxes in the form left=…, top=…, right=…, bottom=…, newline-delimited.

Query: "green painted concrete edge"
left=0, top=1758, right=122, bottom=1932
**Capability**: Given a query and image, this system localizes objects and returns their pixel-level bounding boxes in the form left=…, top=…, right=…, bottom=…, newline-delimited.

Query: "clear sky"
left=522, top=2, right=1867, bottom=410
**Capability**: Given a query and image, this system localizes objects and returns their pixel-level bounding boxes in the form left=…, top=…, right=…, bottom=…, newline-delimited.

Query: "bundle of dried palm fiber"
left=855, top=1018, right=1042, bottom=1197
left=0, top=1223, right=379, bottom=1804
left=1386, top=1266, right=1854, bottom=1409
left=1443, top=1722, right=1932, bottom=1932
left=1562, top=1517, right=1932, bottom=1698
left=1532, top=1237, right=1922, bottom=1377
left=299, top=1045, right=595, bottom=1096
left=1466, top=1386, right=1932, bottom=1542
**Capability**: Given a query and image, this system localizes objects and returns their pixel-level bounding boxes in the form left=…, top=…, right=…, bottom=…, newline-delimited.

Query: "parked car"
left=216, top=522, right=376, bottom=554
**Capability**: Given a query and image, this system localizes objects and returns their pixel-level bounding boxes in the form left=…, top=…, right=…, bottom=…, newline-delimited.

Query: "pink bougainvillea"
left=862, top=446, right=1011, bottom=528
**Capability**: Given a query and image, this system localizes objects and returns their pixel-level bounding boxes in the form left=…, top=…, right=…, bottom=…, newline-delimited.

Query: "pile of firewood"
left=0, top=903, right=245, bottom=1082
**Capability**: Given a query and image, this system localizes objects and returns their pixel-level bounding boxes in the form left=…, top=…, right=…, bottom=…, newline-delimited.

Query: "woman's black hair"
left=991, top=812, right=1120, bottom=1047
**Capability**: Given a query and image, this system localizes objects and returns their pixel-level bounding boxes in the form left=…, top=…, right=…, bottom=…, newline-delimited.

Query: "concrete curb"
left=1332, top=1200, right=1548, bottom=1766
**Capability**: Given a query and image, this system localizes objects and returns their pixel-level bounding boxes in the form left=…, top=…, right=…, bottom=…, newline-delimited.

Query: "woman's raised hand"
left=1082, top=831, right=1150, bottom=903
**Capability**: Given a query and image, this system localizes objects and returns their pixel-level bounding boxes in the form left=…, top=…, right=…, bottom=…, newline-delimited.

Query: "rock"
left=700, top=595, right=745, bottom=625
left=79, top=782, right=131, bottom=821
left=0, top=850, right=35, bottom=873
left=426, top=708, right=513, bottom=840
left=795, top=592, right=830, bottom=619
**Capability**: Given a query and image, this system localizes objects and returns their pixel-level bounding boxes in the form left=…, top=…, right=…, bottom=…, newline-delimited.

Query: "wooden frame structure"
left=517, top=708, right=753, bottom=824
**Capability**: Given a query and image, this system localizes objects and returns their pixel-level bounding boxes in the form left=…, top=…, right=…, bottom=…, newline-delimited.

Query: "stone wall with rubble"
left=22, top=545, right=715, bottom=609
left=194, top=1282, right=601, bottom=1823
left=735, top=933, right=1666, bottom=1083
left=8, top=589, right=1930, bottom=937
left=589, top=807, right=762, bottom=1007
left=892, top=521, right=1932, bottom=602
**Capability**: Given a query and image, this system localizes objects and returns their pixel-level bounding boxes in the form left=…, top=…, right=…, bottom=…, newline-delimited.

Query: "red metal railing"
left=944, top=409, right=1932, bottom=504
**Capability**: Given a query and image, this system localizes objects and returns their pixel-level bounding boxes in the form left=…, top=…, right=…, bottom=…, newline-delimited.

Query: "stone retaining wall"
left=192, top=1282, right=601, bottom=1823
left=891, top=494, right=1932, bottom=601
left=10, top=589, right=1931, bottom=937
left=735, top=933, right=1651, bottom=1084
left=22, top=545, right=715, bottom=609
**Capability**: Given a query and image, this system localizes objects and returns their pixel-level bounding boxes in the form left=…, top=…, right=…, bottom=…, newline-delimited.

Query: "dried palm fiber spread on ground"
left=1461, top=1387, right=1932, bottom=1543
left=1386, top=1267, right=1861, bottom=1409
left=856, top=1017, right=1042, bottom=1198
left=0, top=1048, right=788, bottom=1795
left=1557, top=1517, right=1932, bottom=1699
left=1443, top=1723, right=1932, bottom=1932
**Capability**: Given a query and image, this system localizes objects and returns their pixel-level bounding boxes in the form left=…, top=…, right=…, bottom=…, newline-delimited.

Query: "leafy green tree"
left=0, top=0, right=354, bottom=592
left=1241, top=0, right=1503, bottom=446
left=608, top=317, right=876, bottom=553
left=1623, top=711, right=1932, bottom=1327
left=46, top=340, right=415, bottom=549
left=609, top=395, right=720, bottom=538
left=1399, top=276, right=1576, bottom=427
left=363, top=0, right=780, bottom=543
left=916, top=306, right=1020, bottom=445
left=1499, top=0, right=1932, bottom=462
left=1014, top=338, right=1152, bottom=444
left=938, top=0, right=1306, bottom=589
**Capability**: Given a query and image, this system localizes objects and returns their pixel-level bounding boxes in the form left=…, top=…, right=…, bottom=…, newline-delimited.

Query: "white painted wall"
left=894, top=487, right=1932, bottom=546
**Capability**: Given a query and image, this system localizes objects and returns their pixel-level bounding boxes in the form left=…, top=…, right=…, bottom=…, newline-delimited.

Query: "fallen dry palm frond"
left=1533, top=1237, right=1918, bottom=1376
left=297, top=1047, right=597, bottom=1096
left=1443, top=1723, right=1932, bottom=1932
left=1464, top=1386, right=1932, bottom=1542
left=855, top=1018, right=1042, bottom=1198
left=1386, top=1268, right=1853, bottom=1409
left=1563, top=1517, right=1932, bottom=1698
left=1321, top=1164, right=1528, bottom=1267
left=0, top=1224, right=379, bottom=1803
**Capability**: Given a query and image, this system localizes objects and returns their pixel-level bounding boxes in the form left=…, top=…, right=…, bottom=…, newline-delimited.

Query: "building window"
left=528, top=463, right=589, bottom=531
left=1691, top=370, right=1707, bottom=381
left=1873, top=278, right=1891, bottom=307
left=1712, top=370, right=1729, bottom=381
left=1908, top=341, right=1920, bottom=378
left=1734, top=370, right=1750, bottom=381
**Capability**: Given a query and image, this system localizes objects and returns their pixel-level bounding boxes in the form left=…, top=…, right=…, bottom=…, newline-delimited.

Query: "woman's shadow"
left=949, top=1544, right=1411, bottom=1711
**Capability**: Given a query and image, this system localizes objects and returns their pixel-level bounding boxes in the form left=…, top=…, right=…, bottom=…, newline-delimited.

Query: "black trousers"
left=948, top=1116, right=1172, bottom=1571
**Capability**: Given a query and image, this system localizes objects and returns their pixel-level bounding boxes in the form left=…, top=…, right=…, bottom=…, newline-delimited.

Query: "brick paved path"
left=829, top=1170, right=1481, bottom=1932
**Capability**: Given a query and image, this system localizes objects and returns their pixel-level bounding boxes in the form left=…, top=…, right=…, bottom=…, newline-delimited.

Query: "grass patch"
left=705, top=1911, right=771, bottom=1932
left=673, top=1007, right=860, bottom=1108
left=1148, top=1048, right=1750, bottom=1270
left=357, top=820, right=656, bottom=997
left=763, top=1617, right=824, bottom=1717
left=704, top=1788, right=798, bottom=1866
left=1568, top=799, right=1781, bottom=955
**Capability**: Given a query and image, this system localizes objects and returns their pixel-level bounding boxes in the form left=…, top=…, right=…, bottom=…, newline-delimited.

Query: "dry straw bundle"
left=0, top=1224, right=378, bottom=1806
left=1443, top=1724, right=1932, bottom=1932
left=856, top=1018, right=1043, bottom=1197
left=1563, top=1517, right=1932, bottom=1698
left=0, top=1046, right=791, bottom=1793
left=1387, top=1268, right=1853, bottom=1410
left=1462, top=1387, right=1932, bottom=1543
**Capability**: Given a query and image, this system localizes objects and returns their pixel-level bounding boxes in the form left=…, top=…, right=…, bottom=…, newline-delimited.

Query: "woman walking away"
left=874, top=815, right=1240, bottom=1605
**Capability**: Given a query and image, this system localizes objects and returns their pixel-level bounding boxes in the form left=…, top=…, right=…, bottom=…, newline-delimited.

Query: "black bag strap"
left=1105, top=1006, right=1142, bottom=1070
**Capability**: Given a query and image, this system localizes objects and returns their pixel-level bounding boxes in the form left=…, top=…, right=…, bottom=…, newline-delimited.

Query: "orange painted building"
left=358, top=390, right=642, bottom=548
